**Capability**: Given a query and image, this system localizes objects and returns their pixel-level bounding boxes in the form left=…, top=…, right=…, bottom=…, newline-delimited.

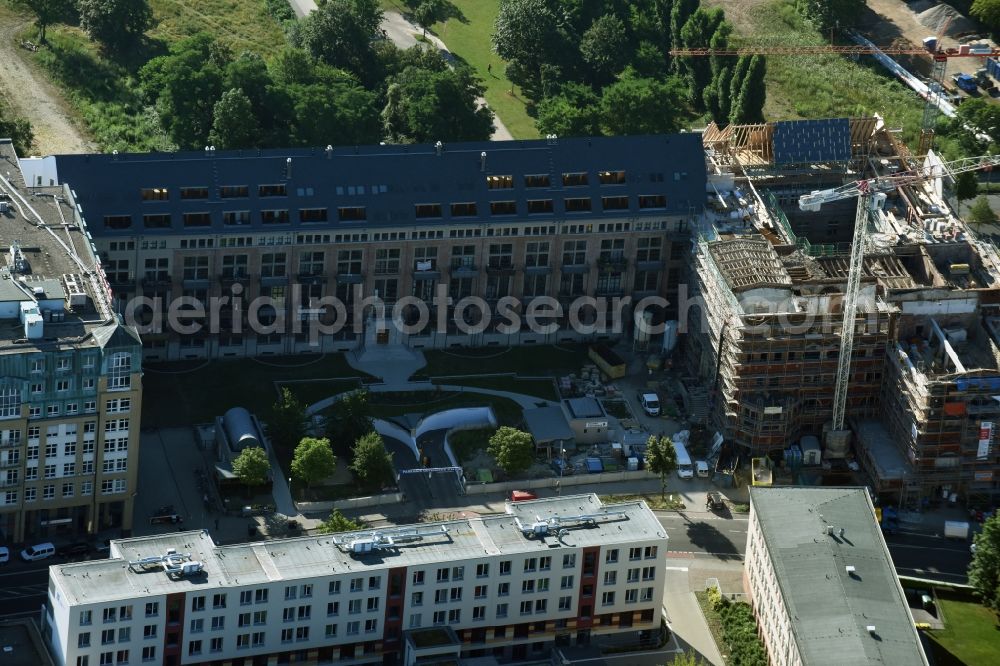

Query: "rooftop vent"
left=845, top=565, right=857, bottom=577
left=326, top=145, right=333, bottom=159
left=827, top=525, right=835, bottom=536
left=866, top=625, right=877, bottom=635
left=480, top=151, right=487, bottom=172
left=435, top=141, right=443, bottom=156
left=286, top=157, right=292, bottom=179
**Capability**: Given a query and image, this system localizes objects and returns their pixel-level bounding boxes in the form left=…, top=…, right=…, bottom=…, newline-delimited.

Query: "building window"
left=602, top=196, right=630, bottom=210
left=141, top=188, right=169, bottom=201
left=108, top=353, right=131, bottom=391
left=180, top=186, right=209, bottom=199
left=524, top=174, right=550, bottom=188
left=338, top=207, right=367, bottom=221
left=261, top=209, right=289, bottom=224
left=565, top=197, right=592, bottom=212
left=527, top=199, right=553, bottom=214
left=599, top=170, right=626, bottom=185
left=222, top=210, right=251, bottom=226
left=219, top=185, right=249, bottom=198
left=299, top=208, right=328, bottom=222
left=259, top=184, right=287, bottom=197
left=639, top=194, right=667, bottom=209
left=104, top=215, right=132, bottom=230
left=415, top=203, right=442, bottom=218
left=487, top=175, right=513, bottom=189
left=451, top=202, right=478, bottom=217
left=143, top=214, right=171, bottom=229
left=182, top=212, right=212, bottom=227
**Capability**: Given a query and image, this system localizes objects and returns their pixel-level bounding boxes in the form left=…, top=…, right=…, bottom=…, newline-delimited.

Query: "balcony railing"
left=486, top=261, right=516, bottom=275
left=597, top=256, right=628, bottom=272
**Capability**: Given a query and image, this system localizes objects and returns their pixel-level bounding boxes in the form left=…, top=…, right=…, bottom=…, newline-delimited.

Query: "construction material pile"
left=917, top=3, right=978, bottom=38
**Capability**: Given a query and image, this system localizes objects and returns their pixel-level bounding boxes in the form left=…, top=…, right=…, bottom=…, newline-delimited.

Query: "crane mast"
left=800, top=154, right=1000, bottom=435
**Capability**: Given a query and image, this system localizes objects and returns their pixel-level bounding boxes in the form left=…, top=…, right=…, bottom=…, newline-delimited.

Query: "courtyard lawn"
left=418, top=344, right=589, bottom=378
left=926, top=593, right=1000, bottom=666
left=381, top=0, right=538, bottom=138
left=141, top=354, right=369, bottom=428
left=431, top=376, right=559, bottom=401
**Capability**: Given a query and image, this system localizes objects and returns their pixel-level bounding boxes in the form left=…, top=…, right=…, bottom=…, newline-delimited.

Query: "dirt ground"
left=0, top=8, right=94, bottom=155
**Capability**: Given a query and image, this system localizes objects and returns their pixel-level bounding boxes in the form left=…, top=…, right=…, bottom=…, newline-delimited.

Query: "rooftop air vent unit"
left=867, top=625, right=877, bottom=635
left=845, top=565, right=856, bottom=576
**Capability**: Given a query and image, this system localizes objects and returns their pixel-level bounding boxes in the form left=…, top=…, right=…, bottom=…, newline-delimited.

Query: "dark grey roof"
left=523, top=406, right=573, bottom=443
left=564, top=397, right=605, bottom=419
left=749, top=487, right=928, bottom=666
left=52, top=134, right=705, bottom=237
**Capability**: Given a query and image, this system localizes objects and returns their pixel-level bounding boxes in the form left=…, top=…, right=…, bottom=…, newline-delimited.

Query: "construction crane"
left=798, top=154, right=1000, bottom=441
left=670, top=37, right=1000, bottom=153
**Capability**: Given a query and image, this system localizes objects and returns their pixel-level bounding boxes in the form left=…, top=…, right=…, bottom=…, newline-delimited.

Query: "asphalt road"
left=0, top=564, right=51, bottom=620
left=658, top=512, right=748, bottom=561
left=884, top=530, right=973, bottom=585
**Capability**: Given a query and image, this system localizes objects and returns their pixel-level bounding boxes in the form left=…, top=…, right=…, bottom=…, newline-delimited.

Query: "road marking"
left=664, top=566, right=690, bottom=572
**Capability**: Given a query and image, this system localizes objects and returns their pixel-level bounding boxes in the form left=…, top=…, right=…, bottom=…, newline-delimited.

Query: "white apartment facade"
left=46, top=495, right=667, bottom=666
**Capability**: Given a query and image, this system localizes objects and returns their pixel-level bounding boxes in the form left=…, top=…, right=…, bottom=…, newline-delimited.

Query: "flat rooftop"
left=750, top=487, right=928, bottom=666
left=0, top=619, right=55, bottom=666
left=51, top=494, right=665, bottom=606
left=0, top=139, right=128, bottom=354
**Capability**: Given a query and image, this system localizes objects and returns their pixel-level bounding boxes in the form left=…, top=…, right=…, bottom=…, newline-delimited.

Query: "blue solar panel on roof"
left=773, top=118, right=851, bottom=165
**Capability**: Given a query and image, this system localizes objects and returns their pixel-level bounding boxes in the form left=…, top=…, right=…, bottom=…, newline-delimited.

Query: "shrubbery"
left=708, top=588, right=769, bottom=666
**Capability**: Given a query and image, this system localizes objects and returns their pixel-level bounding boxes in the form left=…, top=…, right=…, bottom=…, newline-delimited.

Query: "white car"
left=0, top=546, right=9, bottom=564
left=639, top=392, right=661, bottom=416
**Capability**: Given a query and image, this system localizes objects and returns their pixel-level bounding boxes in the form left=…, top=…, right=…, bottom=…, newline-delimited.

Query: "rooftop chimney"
left=435, top=141, right=443, bottom=156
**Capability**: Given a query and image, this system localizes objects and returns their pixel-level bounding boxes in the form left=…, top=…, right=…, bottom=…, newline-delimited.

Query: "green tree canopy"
left=678, top=8, right=727, bottom=110
left=381, top=63, right=494, bottom=143
left=208, top=88, right=259, bottom=149
left=535, top=82, right=601, bottom=137
left=14, top=0, right=73, bottom=43
left=955, top=171, right=980, bottom=203
left=232, top=446, right=271, bottom=490
left=599, top=69, right=686, bottom=135
left=580, top=15, right=630, bottom=82
left=408, top=0, right=452, bottom=36
left=492, top=0, right=562, bottom=92
left=969, top=196, right=998, bottom=227
left=140, top=33, right=230, bottom=149
left=730, top=54, right=766, bottom=125
left=797, top=0, right=866, bottom=32
left=645, top=435, right=677, bottom=498
left=291, top=0, right=383, bottom=81
left=487, top=426, right=535, bottom=476
left=972, top=0, right=1000, bottom=31
left=318, top=508, right=364, bottom=534
left=350, top=431, right=395, bottom=489
left=331, top=390, right=375, bottom=454
left=291, top=437, right=338, bottom=488
left=77, top=0, right=153, bottom=54
left=0, top=99, right=34, bottom=156
left=970, top=511, right=1000, bottom=610
left=288, top=79, right=381, bottom=146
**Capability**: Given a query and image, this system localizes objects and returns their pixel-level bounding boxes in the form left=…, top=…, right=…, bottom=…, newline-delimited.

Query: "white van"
left=639, top=392, right=661, bottom=416
left=20, top=542, right=55, bottom=562
left=695, top=460, right=710, bottom=478
left=673, top=441, right=694, bottom=479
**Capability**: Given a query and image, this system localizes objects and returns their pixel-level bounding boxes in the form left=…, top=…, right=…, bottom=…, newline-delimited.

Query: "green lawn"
left=141, top=354, right=368, bottom=428
left=149, top=0, right=287, bottom=53
left=601, top=493, right=685, bottom=511
left=431, top=376, right=558, bottom=400
left=447, top=427, right=495, bottom=464
left=926, top=593, right=1000, bottom=666
left=418, top=344, right=589, bottom=378
left=277, top=379, right=365, bottom=410
left=382, top=0, right=538, bottom=139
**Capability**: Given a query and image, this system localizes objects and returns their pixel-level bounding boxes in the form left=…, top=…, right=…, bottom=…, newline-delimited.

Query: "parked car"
left=706, top=492, right=726, bottom=511
left=0, top=546, right=9, bottom=564
left=638, top=392, right=661, bottom=416
left=20, top=542, right=55, bottom=562
left=57, top=542, right=91, bottom=559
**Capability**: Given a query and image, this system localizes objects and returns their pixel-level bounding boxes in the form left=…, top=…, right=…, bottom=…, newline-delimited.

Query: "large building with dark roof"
left=16, top=134, right=705, bottom=361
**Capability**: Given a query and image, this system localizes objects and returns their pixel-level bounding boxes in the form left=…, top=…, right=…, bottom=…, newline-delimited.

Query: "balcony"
left=296, top=272, right=327, bottom=285
left=335, top=273, right=365, bottom=285
left=597, top=256, right=628, bottom=272
left=450, top=263, right=478, bottom=275
left=486, top=261, right=516, bottom=275
left=559, top=263, right=590, bottom=274
left=219, top=272, right=249, bottom=286
left=141, top=275, right=172, bottom=287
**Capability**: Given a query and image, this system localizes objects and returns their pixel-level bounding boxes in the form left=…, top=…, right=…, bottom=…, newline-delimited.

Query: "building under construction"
left=689, top=116, right=1000, bottom=504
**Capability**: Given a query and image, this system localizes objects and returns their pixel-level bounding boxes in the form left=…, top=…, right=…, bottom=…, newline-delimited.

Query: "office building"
left=745, top=486, right=928, bottom=666
left=0, top=140, right=143, bottom=543
left=45, top=494, right=666, bottom=666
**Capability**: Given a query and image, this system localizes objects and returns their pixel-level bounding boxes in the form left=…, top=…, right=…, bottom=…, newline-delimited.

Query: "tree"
left=0, top=101, right=34, bottom=156
left=487, top=426, right=534, bottom=476
left=580, top=15, right=629, bottom=83
left=140, top=33, right=230, bottom=148
left=973, top=0, right=1000, bottom=31
left=668, top=654, right=708, bottom=666
left=678, top=8, right=727, bottom=110
left=331, top=390, right=374, bottom=454
left=729, top=55, right=766, bottom=125
left=410, top=0, right=450, bottom=37
left=77, top=0, right=153, bottom=54
left=955, top=171, right=980, bottom=204
left=970, top=512, right=1000, bottom=610
left=208, top=88, right=259, bottom=149
left=317, top=508, right=363, bottom=534
left=954, top=98, right=1000, bottom=152
left=232, top=446, right=271, bottom=492
left=288, top=80, right=381, bottom=146
left=291, top=437, right=338, bottom=488
left=381, top=64, right=494, bottom=143
left=492, top=0, right=562, bottom=92
left=599, top=70, right=686, bottom=135
left=968, top=196, right=998, bottom=227
left=291, top=0, right=383, bottom=81
left=266, top=388, right=308, bottom=455
left=535, top=82, right=601, bottom=137
left=645, top=435, right=677, bottom=498
left=14, top=0, right=73, bottom=44
left=350, top=431, right=395, bottom=489
left=797, top=0, right=866, bottom=32
left=669, top=0, right=699, bottom=73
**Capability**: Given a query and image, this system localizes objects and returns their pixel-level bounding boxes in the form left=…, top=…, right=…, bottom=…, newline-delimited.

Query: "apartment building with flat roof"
left=745, top=487, right=928, bottom=666
left=45, top=494, right=666, bottom=666
left=0, top=140, right=143, bottom=543
left=18, top=135, right=704, bottom=361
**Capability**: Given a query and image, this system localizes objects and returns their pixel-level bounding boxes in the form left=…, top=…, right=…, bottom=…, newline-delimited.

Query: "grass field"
left=418, top=344, right=590, bottom=378
left=15, top=0, right=286, bottom=151
left=926, top=592, right=1000, bottom=666
left=382, top=0, right=538, bottom=139
left=142, top=354, right=368, bottom=428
